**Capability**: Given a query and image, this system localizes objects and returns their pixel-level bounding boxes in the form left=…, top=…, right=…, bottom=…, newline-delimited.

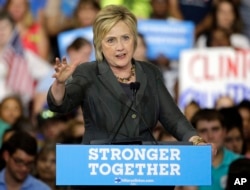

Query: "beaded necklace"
left=116, top=64, right=135, bottom=83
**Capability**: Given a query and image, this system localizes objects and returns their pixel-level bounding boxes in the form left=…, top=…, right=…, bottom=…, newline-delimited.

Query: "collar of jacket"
left=96, top=59, right=147, bottom=107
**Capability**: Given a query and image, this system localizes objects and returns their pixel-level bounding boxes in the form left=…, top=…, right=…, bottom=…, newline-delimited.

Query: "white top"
left=196, top=33, right=250, bottom=49
left=0, top=49, right=52, bottom=103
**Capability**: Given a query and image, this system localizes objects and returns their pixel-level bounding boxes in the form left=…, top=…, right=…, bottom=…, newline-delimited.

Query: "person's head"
left=4, top=0, right=33, bottom=27
left=37, top=109, right=72, bottom=142
left=66, top=37, right=92, bottom=63
left=215, top=95, right=235, bottom=110
left=219, top=106, right=245, bottom=154
left=0, top=10, right=15, bottom=48
left=213, top=0, right=242, bottom=33
left=12, top=117, right=38, bottom=137
left=191, top=108, right=226, bottom=150
left=206, top=27, right=231, bottom=47
left=133, top=33, right=147, bottom=61
left=2, top=117, right=37, bottom=144
left=2, top=131, right=37, bottom=182
left=36, top=142, right=56, bottom=183
left=93, top=5, right=138, bottom=63
left=237, top=99, right=250, bottom=140
left=0, top=95, right=23, bottom=125
left=225, top=158, right=250, bottom=190
left=150, top=0, right=169, bottom=19
left=74, top=0, right=101, bottom=27
left=184, top=100, right=200, bottom=121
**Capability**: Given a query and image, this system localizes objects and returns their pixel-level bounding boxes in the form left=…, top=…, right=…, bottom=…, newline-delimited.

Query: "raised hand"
left=52, top=57, right=80, bottom=84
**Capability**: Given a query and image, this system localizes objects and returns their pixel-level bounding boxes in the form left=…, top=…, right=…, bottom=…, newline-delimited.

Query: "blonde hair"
left=93, top=5, right=138, bottom=62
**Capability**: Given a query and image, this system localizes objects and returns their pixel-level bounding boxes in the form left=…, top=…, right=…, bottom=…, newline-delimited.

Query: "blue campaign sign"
left=56, top=144, right=211, bottom=186
left=137, top=19, right=194, bottom=61
left=57, top=27, right=95, bottom=61
left=61, top=0, right=79, bottom=17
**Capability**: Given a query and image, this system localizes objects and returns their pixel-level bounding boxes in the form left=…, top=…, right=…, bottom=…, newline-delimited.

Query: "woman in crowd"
left=4, top=0, right=50, bottom=60
left=196, top=0, right=250, bottom=49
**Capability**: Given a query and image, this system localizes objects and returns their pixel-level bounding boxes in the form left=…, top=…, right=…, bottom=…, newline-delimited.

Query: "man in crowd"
left=0, top=131, right=51, bottom=190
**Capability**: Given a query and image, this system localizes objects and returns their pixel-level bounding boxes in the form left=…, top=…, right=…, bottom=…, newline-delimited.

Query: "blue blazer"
left=47, top=59, right=197, bottom=144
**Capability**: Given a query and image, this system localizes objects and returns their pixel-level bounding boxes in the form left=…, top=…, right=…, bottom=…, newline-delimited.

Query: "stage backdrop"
left=178, top=47, right=250, bottom=110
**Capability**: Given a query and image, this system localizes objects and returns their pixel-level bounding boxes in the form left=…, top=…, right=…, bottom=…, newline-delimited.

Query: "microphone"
left=130, top=82, right=158, bottom=145
left=130, top=82, right=140, bottom=101
left=109, top=82, right=140, bottom=144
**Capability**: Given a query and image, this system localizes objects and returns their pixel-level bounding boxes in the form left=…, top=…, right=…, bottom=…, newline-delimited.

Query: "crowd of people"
left=0, top=0, right=250, bottom=190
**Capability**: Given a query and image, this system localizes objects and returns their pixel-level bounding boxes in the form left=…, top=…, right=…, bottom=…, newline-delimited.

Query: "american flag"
left=3, top=29, right=34, bottom=100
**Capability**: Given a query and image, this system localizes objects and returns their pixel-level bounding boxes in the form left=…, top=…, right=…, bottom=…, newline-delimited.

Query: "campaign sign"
left=137, top=19, right=194, bottom=60
left=56, top=144, right=211, bottom=186
left=178, top=47, right=250, bottom=110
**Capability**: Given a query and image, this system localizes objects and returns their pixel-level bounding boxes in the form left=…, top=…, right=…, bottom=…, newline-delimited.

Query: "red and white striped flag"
left=3, top=29, right=34, bottom=100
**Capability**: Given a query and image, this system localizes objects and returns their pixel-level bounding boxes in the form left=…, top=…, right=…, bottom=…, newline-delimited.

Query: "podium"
left=56, top=142, right=212, bottom=186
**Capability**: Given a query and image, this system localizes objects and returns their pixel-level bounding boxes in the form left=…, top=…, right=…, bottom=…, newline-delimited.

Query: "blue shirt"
left=0, top=168, right=51, bottom=190
left=198, top=148, right=241, bottom=190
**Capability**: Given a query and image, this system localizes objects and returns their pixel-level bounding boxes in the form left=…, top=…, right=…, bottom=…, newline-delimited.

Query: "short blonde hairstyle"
left=93, top=5, right=138, bottom=62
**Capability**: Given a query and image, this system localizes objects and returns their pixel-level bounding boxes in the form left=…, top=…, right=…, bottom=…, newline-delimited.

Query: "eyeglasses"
left=11, top=156, right=34, bottom=169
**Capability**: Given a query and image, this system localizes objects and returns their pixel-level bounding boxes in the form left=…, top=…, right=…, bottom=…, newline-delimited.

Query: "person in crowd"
left=183, top=100, right=200, bottom=122
left=0, top=10, right=52, bottom=107
left=214, top=95, right=235, bottom=110
left=237, top=99, right=250, bottom=158
left=32, top=37, right=92, bottom=120
left=205, top=27, right=232, bottom=47
left=0, top=131, right=51, bottom=190
left=190, top=108, right=241, bottom=190
left=225, top=157, right=250, bottom=190
left=67, top=37, right=92, bottom=63
left=35, top=141, right=56, bottom=190
left=0, top=116, right=38, bottom=171
left=2, top=116, right=38, bottom=144
left=47, top=5, right=216, bottom=189
left=150, top=0, right=172, bottom=20
left=0, top=95, right=23, bottom=147
left=36, top=109, right=72, bottom=145
left=168, top=0, right=213, bottom=38
left=219, top=106, right=246, bottom=155
left=44, top=0, right=101, bottom=37
left=133, top=33, right=148, bottom=62
left=32, top=37, right=93, bottom=129
left=43, top=0, right=100, bottom=62
left=196, top=0, right=250, bottom=49
left=3, top=0, right=50, bottom=60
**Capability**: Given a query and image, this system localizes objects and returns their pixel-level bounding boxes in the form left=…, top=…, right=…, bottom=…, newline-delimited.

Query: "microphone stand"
left=109, top=82, right=140, bottom=144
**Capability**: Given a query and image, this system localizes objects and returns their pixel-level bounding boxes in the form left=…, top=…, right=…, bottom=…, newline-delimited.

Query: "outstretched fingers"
left=62, top=57, right=68, bottom=65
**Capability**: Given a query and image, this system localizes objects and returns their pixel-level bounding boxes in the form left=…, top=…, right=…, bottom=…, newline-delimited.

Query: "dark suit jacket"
left=47, top=59, right=197, bottom=144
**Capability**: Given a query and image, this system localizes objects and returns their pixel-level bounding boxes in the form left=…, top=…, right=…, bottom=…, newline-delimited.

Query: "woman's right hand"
left=52, top=57, right=80, bottom=84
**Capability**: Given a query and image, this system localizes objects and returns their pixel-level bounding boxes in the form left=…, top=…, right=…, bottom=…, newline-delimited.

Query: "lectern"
left=56, top=143, right=211, bottom=186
